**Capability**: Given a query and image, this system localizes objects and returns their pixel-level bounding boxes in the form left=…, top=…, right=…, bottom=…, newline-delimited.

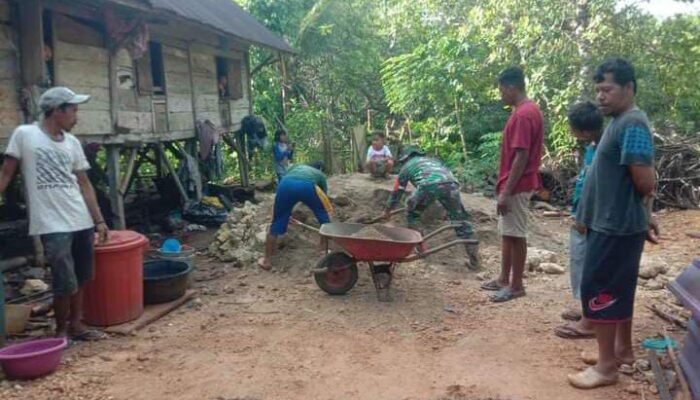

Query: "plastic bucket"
left=83, top=231, right=148, bottom=326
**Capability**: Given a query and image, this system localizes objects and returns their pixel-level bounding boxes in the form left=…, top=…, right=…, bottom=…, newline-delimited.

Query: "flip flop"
left=568, top=367, right=618, bottom=389
left=480, top=279, right=506, bottom=291
left=560, top=309, right=582, bottom=321
left=71, top=329, right=107, bottom=342
left=554, top=323, right=595, bottom=339
left=490, top=287, right=526, bottom=303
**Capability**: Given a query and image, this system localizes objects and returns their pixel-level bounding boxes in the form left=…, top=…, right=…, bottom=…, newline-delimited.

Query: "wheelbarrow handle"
left=403, top=238, right=478, bottom=262
left=421, top=222, right=470, bottom=242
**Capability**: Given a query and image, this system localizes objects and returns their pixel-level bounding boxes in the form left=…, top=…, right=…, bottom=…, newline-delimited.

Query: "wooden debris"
left=655, top=137, right=700, bottom=209
left=647, top=304, right=688, bottom=330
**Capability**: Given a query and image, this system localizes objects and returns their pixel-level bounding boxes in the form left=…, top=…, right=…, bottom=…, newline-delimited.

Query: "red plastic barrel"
left=83, top=230, right=148, bottom=326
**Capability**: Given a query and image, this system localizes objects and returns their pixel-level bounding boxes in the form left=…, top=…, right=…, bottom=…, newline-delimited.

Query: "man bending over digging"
left=382, top=145, right=480, bottom=269
left=258, top=163, right=333, bottom=270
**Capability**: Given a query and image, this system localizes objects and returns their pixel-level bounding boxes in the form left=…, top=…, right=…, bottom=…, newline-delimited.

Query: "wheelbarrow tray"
left=319, top=223, right=422, bottom=262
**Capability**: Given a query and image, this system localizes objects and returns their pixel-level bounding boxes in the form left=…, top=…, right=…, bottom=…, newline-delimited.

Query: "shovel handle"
left=290, top=218, right=320, bottom=234
left=367, top=207, right=407, bottom=224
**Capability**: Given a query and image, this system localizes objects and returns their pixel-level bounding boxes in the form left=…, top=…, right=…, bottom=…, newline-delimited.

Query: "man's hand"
left=497, top=193, right=509, bottom=216
left=96, top=222, right=109, bottom=244
left=646, top=217, right=660, bottom=244
left=381, top=210, right=392, bottom=221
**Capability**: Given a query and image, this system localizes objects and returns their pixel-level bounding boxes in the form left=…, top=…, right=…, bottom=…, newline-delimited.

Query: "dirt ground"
left=1, top=174, right=699, bottom=400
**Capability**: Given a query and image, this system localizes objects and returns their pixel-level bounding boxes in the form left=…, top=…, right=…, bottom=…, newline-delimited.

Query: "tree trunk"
left=454, top=97, right=469, bottom=160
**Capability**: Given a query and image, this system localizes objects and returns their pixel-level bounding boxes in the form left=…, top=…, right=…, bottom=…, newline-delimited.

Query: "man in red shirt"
left=481, top=66, right=544, bottom=302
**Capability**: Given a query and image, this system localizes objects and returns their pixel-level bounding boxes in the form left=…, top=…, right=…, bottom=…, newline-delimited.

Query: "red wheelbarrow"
left=293, top=221, right=477, bottom=301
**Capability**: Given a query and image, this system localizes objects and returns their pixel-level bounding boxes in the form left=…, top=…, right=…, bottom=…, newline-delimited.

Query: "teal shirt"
left=571, top=144, right=597, bottom=217
left=284, top=165, right=328, bottom=193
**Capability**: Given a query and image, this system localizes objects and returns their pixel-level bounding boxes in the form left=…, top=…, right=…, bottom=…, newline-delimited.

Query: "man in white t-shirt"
left=0, top=87, right=109, bottom=341
left=365, top=133, right=394, bottom=177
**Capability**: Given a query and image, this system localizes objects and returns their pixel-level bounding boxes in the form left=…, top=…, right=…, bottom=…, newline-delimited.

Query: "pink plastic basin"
left=0, top=337, right=68, bottom=380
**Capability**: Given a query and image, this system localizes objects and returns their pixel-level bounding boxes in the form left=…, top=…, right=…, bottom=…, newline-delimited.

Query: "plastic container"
left=83, top=230, right=148, bottom=326
left=668, top=259, right=700, bottom=322
left=669, top=259, right=700, bottom=400
left=0, top=337, right=67, bottom=380
left=679, top=319, right=700, bottom=400
left=147, top=244, right=195, bottom=268
left=143, top=260, right=192, bottom=304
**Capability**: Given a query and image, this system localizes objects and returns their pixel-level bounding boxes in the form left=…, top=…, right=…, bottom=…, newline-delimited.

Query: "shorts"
left=41, top=228, right=95, bottom=296
left=497, top=191, right=533, bottom=238
left=569, top=226, right=586, bottom=300
left=581, top=229, right=646, bottom=323
left=270, top=178, right=331, bottom=236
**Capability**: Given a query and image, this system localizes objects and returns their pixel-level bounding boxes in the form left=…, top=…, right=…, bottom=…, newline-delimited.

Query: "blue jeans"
left=270, top=178, right=330, bottom=236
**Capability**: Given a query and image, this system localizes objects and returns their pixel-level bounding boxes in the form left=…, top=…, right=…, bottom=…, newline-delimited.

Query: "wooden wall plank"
left=54, top=41, right=109, bottom=63
left=168, top=112, right=194, bottom=131
left=72, top=110, right=112, bottom=135
left=116, top=111, right=153, bottom=133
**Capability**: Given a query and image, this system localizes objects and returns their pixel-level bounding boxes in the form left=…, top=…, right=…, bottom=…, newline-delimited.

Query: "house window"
left=228, top=58, right=244, bottom=100
left=216, top=57, right=229, bottom=99
left=149, top=42, right=165, bottom=95
left=42, top=10, right=54, bottom=87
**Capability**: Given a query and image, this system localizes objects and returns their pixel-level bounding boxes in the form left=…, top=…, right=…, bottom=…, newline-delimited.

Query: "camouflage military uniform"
left=386, top=157, right=473, bottom=238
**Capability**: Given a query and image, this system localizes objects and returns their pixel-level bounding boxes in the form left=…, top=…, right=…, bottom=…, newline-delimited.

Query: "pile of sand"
left=350, top=225, right=389, bottom=240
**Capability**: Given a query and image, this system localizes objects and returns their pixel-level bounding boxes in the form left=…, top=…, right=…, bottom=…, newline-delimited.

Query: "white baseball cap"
left=38, top=87, right=90, bottom=112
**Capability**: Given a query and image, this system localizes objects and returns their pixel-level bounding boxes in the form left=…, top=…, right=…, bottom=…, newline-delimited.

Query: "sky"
left=620, top=0, right=700, bottom=19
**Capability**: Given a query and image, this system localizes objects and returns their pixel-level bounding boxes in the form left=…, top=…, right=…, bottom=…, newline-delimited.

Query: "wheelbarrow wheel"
left=314, top=252, right=358, bottom=295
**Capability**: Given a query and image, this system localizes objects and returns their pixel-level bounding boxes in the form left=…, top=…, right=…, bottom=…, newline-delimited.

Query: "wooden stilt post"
left=157, top=142, right=188, bottom=204
left=106, top=145, right=126, bottom=229
left=119, top=147, right=139, bottom=197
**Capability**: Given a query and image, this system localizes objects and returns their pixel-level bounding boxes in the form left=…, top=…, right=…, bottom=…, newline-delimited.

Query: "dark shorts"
left=581, top=229, right=646, bottom=323
left=270, top=178, right=330, bottom=236
left=41, top=228, right=95, bottom=296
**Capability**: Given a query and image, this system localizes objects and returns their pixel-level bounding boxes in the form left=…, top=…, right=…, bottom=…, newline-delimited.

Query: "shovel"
left=356, top=207, right=406, bottom=224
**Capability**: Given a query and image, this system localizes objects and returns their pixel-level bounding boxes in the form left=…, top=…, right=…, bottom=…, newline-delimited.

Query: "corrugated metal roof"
left=145, top=0, right=294, bottom=53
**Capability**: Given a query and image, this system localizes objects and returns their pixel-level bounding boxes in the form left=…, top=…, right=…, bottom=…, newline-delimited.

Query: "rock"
left=650, top=385, right=659, bottom=395
left=223, top=286, right=235, bottom=295
left=255, top=229, right=268, bottom=245
left=634, top=359, right=651, bottom=372
left=136, top=354, right=150, bottom=362
left=618, top=364, right=635, bottom=375
left=475, top=272, right=490, bottom=281
left=20, top=279, right=49, bottom=295
left=624, top=385, right=640, bottom=395
left=645, top=278, right=664, bottom=291
left=527, top=248, right=557, bottom=271
left=99, top=355, right=114, bottom=362
left=539, top=262, right=565, bottom=275
left=332, top=195, right=351, bottom=207
left=638, top=256, right=668, bottom=279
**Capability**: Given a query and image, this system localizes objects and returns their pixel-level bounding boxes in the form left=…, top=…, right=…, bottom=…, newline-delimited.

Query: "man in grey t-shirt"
left=0, top=87, right=109, bottom=341
left=568, top=59, right=659, bottom=389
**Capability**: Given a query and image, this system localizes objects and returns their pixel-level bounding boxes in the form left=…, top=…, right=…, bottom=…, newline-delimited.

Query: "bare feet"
left=580, top=351, right=635, bottom=366
left=257, top=257, right=272, bottom=271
